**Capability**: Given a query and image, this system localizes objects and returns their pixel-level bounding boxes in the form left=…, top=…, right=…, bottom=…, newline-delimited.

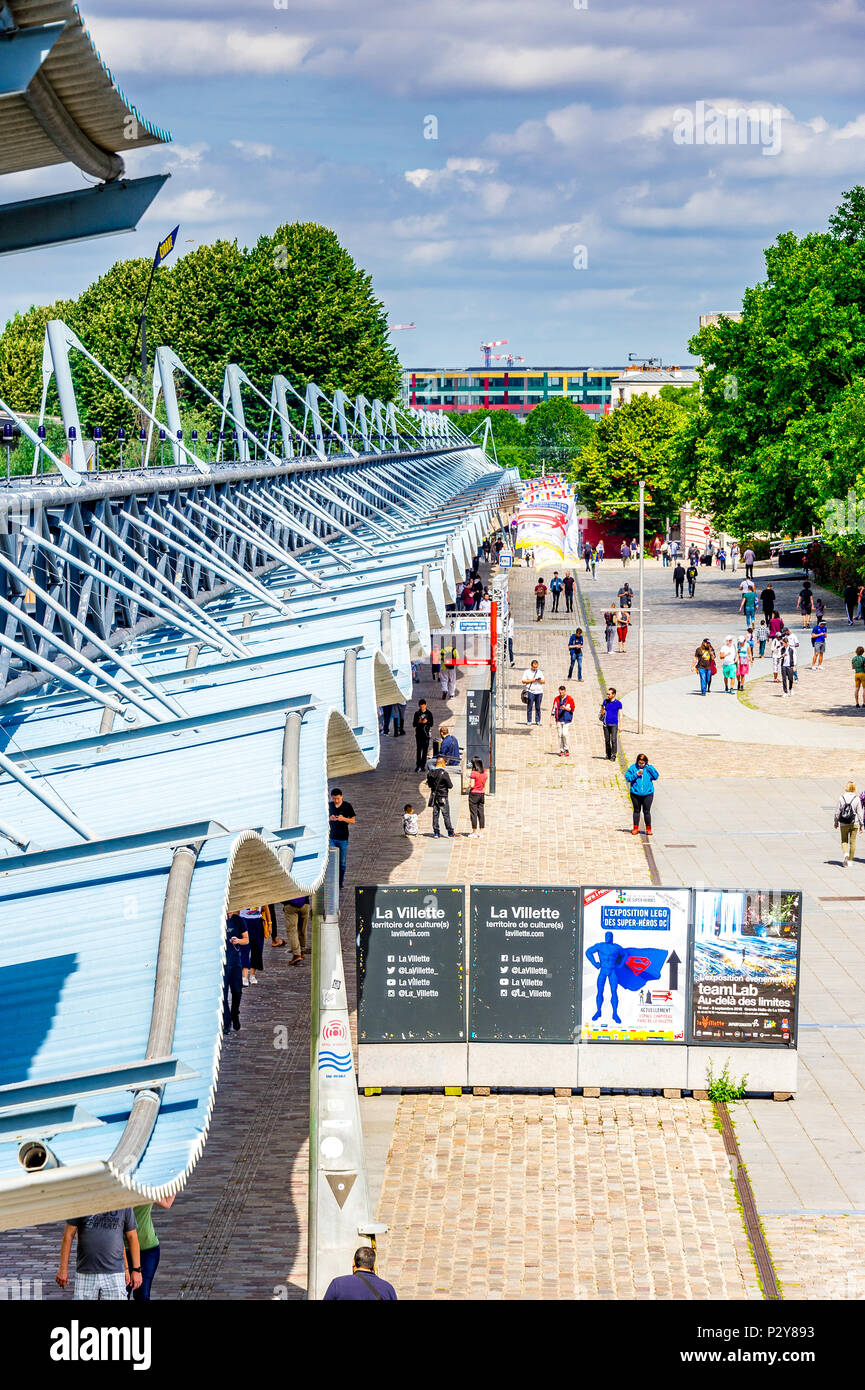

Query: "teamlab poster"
left=691, top=889, right=801, bottom=1046
left=580, top=887, right=690, bottom=1042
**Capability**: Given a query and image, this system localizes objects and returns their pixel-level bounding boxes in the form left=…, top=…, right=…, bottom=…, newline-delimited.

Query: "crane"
left=388, top=322, right=417, bottom=331
left=481, top=339, right=508, bottom=369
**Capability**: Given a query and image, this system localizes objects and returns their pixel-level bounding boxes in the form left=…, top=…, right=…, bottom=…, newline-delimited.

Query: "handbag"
left=520, top=688, right=529, bottom=704
left=709, top=659, right=717, bottom=675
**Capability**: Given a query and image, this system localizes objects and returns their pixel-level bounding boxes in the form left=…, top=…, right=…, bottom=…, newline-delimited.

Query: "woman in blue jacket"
left=625, top=753, right=659, bottom=836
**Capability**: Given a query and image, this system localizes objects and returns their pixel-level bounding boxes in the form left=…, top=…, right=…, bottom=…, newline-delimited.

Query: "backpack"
left=839, top=797, right=856, bottom=826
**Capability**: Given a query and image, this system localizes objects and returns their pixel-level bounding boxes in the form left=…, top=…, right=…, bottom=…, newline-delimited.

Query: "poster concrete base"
left=579, top=1043, right=688, bottom=1091
left=468, top=1043, right=579, bottom=1089
left=687, top=1046, right=798, bottom=1095
left=358, top=1043, right=468, bottom=1089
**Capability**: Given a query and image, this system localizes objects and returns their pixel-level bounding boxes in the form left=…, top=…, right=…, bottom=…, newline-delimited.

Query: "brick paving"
left=377, top=1093, right=760, bottom=1300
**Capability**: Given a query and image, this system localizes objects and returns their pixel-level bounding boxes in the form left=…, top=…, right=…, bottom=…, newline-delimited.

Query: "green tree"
left=572, top=393, right=685, bottom=529
left=522, top=397, right=594, bottom=474
left=829, top=185, right=865, bottom=244
left=0, top=223, right=401, bottom=466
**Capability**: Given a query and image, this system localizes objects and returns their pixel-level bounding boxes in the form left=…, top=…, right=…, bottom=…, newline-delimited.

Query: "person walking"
left=617, top=581, right=633, bottom=610
left=589, top=547, right=598, bottom=579
left=391, top=702, right=406, bottom=737
left=506, top=609, right=515, bottom=667
left=843, top=581, right=858, bottom=625
left=760, top=583, right=776, bottom=620
left=596, top=539, right=605, bottom=567
left=620, top=540, right=630, bottom=568
left=550, top=571, right=563, bottom=613
left=743, top=545, right=756, bottom=580
left=616, top=605, right=631, bottom=652
left=755, top=615, right=769, bottom=657
left=323, top=1247, right=397, bottom=1301
left=835, top=782, right=863, bottom=868
left=550, top=684, right=575, bottom=757
left=223, top=914, right=247, bottom=1032
left=563, top=571, right=575, bottom=613
left=282, top=896, right=311, bottom=966
left=413, top=698, right=434, bottom=771
left=770, top=630, right=784, bottom=684
left=604, top=608, right=616, bottom=653
left=467, top=757, right=487, bottom=836
left=567, top=627, right=584, bottom=681
left=673, top=561, right=686, bottom=598
left=426, top=756, right=455, bottom=838
left=328, top=788, right=356, bottom=888
left=719, top=635, right=737, bottom=693
left=729, top=540, right=739, bottom=572
left=693, top=638, right=715, bottom=696
left=128, top=1197, right=175, bottom=1301
left=811, top=616, right=828, bottom=670
left=686, top=561, right=698, bottom=598
left=625, top=753, right=658, bottom=836
left=780, top=636, right=796, bottom=696
left=718, top=545, right=727, bottom=571
left=853, top=647, right=865, bottom=706
left=600, top=687, right=622, bottom=761
left=739, top=583, right=757, bottom=626
left=240, top=906, right=266, bottom=986
left=785, top=626, right=800, bottom=682
left=521, top=660, right=545, bottom=725
left=661, top=539, right=670, bottom=567
left=440, top=639, right=458, bottom=699
left=534, top=576, right=548, bottom=620
left=584, top=541, right=593, bottom=573
left=797, top=580, right=814, bottom=628
left=735, top=634, right=751, bottom=691
left=768, top=610, right=783, bottom=640
left=57, top=1211, right=142, bottom=1300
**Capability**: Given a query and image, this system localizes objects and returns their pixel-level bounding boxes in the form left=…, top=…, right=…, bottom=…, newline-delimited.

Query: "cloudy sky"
left=2, top=0, right=864, bottom=368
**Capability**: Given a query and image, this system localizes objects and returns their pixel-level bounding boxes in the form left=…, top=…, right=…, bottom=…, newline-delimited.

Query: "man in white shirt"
left=521, top=661, right=545, bottom=725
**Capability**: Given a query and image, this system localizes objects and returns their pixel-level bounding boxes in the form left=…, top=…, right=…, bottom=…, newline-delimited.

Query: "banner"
left=580, top=887, right=690, bottom=1042
left=356, top=886, right=465, bottom=1042
left=515, top=497, right=571, bottom=556
left=469, top=886, right=578, bottom=1042
left=691, top=889, right=800, bottom=1046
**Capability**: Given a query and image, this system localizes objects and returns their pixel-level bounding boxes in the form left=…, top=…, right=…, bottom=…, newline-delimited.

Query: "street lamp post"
left=638, top=479, right=645, bottom=734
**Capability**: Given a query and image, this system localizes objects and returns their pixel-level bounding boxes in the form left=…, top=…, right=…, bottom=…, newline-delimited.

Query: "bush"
left=706, top=1058, right=749, bottom=1103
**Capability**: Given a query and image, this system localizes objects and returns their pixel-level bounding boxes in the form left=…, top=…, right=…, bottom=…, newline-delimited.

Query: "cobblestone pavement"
left=582, top=555, right=865, bottom=1299
left=377, top=1094, right=761, bottom=1300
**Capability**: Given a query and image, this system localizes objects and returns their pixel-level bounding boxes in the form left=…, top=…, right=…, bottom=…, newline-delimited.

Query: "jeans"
left=223, top=964, right=242, bottom=1031
left=535, top=597, right=545, bottom=619
left=507, top=637, right=514, bottom=665
left=698, top=665, right=710, bottom=695
left=631, top=791, right=654, bottom=828
left=781, top=665, right=795, bottom=693
left=687, top=580, right=696, bottom=596
left=662, top=554, right=670, bottom=566
left=719, top=557, right=726, bottom=570
left=603, top=723, right=618, bottom=759
left=415, top=732, right=430, bottom=769
left=565, top=591, right=574, bottom=611
left=432, top=798, right=453, bottom=835
left=675, top=580, right=684, bottom=597
left=551, top=591, right=561, bottom=612
left=526, top=691, right=542, bottom=723
left=745, top=563, right=754, bottom=579
left=391, top=704, right=405, bottom=734
left=468, top=792, right=485, bottom=829
left=568, top=650, right=583, bottom=680
left=381, top=704, right=393, bottom=734
left=330, top=836, right=348, bottom=887
left=132, top=1244, right=161, bottom=1301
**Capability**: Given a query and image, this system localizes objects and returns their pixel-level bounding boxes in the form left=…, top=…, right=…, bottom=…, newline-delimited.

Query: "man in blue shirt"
left=601, top=686, right=622, bottom=761
left=811, top=619, right=828, bottom=670
left=323, top=1247, right=398, bottom=1301
left=567, top=629, right=583, bottom=681
left=439, top=725, right=460, bottom=765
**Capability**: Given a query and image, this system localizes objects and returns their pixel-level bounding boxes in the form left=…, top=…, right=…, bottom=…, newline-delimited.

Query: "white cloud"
left=144, top=187, right=258, bottom=225
left=404, top=157, right=497, bottom=192
left=85, top=19, right=313, bottom=75
left=230, top=141, right=276, bottom=161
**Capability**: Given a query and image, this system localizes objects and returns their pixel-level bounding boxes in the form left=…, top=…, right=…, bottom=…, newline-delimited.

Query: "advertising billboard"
left=690, top=889, right=801, bottom=1046
left=580, top=887, right=690, bottom=1042
left=469, top=886, right=579, bottom=1041
left=356, top=885, right=465, bottom=1042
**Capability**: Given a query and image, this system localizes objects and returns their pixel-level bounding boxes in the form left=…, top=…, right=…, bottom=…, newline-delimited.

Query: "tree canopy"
left=571, top=393, right=686, bottom=529
left=0, top=223, right=401, bottom=467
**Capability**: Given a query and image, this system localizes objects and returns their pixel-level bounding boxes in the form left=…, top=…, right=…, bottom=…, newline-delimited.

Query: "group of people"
left=532, top=571, right=576, bottom=618
left=56, top=1198, right=176, bottom=1302
left=601, top=583, right=633, bottom=653
left=223, top=895, right=313, bottom=1034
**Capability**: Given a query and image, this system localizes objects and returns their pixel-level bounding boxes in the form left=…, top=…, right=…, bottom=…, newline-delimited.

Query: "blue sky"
left=2, top=0, right=865, bottom=369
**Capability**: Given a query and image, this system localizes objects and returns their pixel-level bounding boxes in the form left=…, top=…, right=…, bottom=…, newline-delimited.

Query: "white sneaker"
left=249, top=975, right=258, bottom=984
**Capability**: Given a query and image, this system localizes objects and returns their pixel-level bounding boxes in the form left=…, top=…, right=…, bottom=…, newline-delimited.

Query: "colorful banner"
left=580, top=887, right=690, bottom=1042
left=691, top=890, right=800, bottom=1046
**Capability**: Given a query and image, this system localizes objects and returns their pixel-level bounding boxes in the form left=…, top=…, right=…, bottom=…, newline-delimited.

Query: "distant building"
left=698, top=313, right=743, bottom=330
left=402, top=367, right=626, bottom=419
left=609, top=367, right=699, bottom=409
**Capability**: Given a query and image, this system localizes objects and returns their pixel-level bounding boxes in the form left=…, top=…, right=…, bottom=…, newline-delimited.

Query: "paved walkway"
left=583, top=556, right=865, bottom=1296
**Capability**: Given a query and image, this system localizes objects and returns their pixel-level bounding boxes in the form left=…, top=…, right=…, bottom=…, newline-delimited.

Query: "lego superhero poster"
left=691, top=889, right=800, bottom=1046
left=580, top=887, right=690, bottom=1042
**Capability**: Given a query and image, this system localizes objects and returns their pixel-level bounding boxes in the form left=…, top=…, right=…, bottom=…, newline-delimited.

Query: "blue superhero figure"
left=586, top=931, right=626, bottom=1023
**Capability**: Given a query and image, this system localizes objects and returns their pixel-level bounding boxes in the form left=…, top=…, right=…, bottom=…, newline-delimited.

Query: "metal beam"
left=0, top=22, right=63, bottom=96
left=0, top=177, right=168, bottom=257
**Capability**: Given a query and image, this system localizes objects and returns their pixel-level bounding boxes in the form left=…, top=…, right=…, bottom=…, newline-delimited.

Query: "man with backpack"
left=550, top=685, right=575, bottom=757
left=834, top=782, right=863, bottom=868
left=550, top=571, right=564, bottom=613
left=534, top=577, right=548, bottom=620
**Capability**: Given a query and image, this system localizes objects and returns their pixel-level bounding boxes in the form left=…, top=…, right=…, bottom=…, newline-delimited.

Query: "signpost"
left=690, top=889, right=801, bottom=1046
left=580, top=887, right=690, bottom=1042
left=356, top=885, right=465, bottom=1042
left=469, top=886, right=578, bottom=1042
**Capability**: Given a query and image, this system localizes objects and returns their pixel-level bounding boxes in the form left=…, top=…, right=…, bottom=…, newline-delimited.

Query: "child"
left=747, top=625, right=755, bottom=659
left=402, top=804, right=419, bottom=837
left=756, top=616, right=769, bottom=658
